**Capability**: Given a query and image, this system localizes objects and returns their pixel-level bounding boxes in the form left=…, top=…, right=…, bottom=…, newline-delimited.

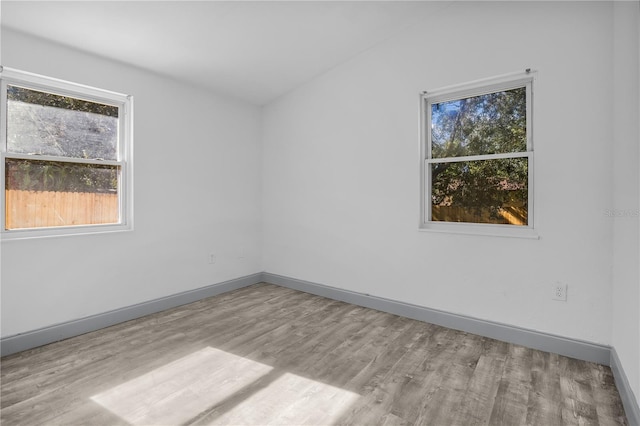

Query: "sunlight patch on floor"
left=91, top=347, right=273, bottom=425
left=207, top=372, right=360, bottom=425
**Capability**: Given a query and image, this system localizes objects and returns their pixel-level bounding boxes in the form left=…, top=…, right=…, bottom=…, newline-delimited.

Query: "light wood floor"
left=1, top=283, right=628, bottom=425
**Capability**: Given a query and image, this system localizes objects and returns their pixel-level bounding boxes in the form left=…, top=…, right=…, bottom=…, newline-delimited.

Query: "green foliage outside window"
left=5, top=86, right=119, bottom=193
left=5, top=159, right=118, bottom=193
left=430, top=87, right=528, bottom=225
left=8, top=85, right=118, bottom=117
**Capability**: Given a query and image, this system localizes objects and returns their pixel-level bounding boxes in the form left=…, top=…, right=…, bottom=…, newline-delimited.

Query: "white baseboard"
left=263, top=272, right=639, bottom=424
left=0, top=273, right=262, bottom=357
left=262, top=272, right=610, bottom=364
left=611, top=347, right=640, bottom=426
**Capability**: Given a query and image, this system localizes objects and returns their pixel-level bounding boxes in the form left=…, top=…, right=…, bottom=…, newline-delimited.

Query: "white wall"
left=263, top=0, right=640, bottom=401
left=611, top=0, right=640, bottom=404
left=0, top=29, right=263, bottom=337
left=1, top=0, right=638, bottom=404
left=263, top=2, right=618, bottom=345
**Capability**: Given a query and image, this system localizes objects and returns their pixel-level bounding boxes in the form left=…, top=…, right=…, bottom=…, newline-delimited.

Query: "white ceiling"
left=1, top=1, right=442, bottom=105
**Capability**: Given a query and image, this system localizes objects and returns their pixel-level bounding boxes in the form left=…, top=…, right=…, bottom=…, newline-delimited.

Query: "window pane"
left=6, top=85, right=118, bottom=160
left=431, top=157, right=528, bottom=225
left=5, top=158, right=119, bottom=230
left=431, top=87, right=526, bottom=159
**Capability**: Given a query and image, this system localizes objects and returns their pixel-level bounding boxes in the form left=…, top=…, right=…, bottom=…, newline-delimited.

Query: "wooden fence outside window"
left=5, top=189, right=119, bottom=229
left=431, top=205, right=527, bottom=226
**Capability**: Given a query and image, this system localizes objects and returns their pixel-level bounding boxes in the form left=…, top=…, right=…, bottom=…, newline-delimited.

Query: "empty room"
left=1, top=1, right=639, bottom=425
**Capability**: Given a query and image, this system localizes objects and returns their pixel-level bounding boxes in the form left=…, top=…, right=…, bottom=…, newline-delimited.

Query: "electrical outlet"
left=208, top=253, right=216, bottom=264
left=552, top=282, right=567, bottom=301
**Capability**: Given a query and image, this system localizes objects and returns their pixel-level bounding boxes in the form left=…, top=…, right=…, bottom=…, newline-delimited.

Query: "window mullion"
left=427, top=151, right=530, bottom=164
left=4, top=153, right=122, bottom=167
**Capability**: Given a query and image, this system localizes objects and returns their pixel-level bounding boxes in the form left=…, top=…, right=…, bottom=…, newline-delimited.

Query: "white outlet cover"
left=552, top=283, right=567, bottom=301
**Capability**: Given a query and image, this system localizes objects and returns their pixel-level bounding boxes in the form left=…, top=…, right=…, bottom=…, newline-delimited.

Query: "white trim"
left=0, top=67, right=133, bottom=240
left=264, top=272, right=608, bottom=364
left=0, top=66, right=128, bottom=105
left=610, top=348, right=640, bottom=425
left=120, top=94, right=134, bottom=232
left=1, top=223, right=132, bottom=241
left=0, top=273, right=262, bottom=356
left=424, top=70, right=534, bottom=100
left=0, top=270, right=610, bottom=366
left=1, top=78, right=9, bottom=236
left=419, top=221, right=540, bottom=239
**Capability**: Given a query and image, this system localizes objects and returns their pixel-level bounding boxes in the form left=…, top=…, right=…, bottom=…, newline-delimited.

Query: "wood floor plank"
left=1, top=283, right=628, bottom=426
left=525, top=350, right=564, bottom=425
left=489, top=344, right=533, bottom=425
left=590, top=363, right=628, bottom=424
left=559, top=356, right=600, bottom=425
left=451, top=338, right=510, bottom=425
left=413, top=331, right=486, bottom=425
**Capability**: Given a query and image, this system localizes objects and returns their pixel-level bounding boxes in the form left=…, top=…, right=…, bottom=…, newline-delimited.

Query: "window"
left=1, top=67, right=133, bottom=239
left=420, top=71, right=536, bottom=237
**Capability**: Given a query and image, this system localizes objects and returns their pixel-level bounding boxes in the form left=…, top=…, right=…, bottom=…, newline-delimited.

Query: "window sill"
left=419, top=222, right=540, bottom=239
left=1, top=223, right=133, bottom=241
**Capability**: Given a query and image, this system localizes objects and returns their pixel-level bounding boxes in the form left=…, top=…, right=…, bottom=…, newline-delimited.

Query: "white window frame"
left=0, top=67, right=133, bottom=240
left=419, top=70, right=538, bottom=239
